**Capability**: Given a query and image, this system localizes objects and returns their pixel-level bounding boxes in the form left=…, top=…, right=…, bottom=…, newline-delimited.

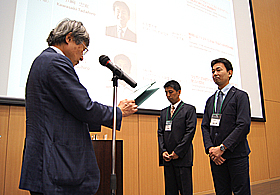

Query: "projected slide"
left=1, top=0, right=264, bottom=119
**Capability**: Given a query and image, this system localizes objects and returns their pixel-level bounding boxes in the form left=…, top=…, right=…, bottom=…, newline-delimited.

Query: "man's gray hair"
left=47, top=18, right=89, bottom=46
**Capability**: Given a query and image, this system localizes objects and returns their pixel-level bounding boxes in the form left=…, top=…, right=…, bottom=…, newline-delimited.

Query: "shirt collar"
left=221, top=83, right=232, bottom=96
left=216, top=83, right=232, bottom=97
left=118, top=26, right=127, bottom=33
left=171, top=100, right=182, bottom=110
left=50, top=46, right=65, bottom=56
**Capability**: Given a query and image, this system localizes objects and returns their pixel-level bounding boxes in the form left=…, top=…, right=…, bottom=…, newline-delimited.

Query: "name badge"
left=165, top=120, right=172, bottom=131
left=210, top=114, right=222, bottom=126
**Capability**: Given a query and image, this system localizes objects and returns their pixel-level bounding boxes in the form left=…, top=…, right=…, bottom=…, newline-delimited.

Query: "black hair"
left=164, top=80, right=181, bottom=91
left=211, top=58, right=233, bottom=80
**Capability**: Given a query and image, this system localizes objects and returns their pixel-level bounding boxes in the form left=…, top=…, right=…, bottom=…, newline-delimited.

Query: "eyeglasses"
left=81, top=42, right=89, bottom=56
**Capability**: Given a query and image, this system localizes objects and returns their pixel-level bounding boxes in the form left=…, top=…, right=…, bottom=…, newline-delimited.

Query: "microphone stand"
left=111, top=74, right=119, bottom=195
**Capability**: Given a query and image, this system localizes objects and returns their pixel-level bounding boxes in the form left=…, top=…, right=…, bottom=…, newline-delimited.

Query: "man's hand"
left=209, top=146, right=226, bottom=165
left=169, top=151, right=179, bottom=160
left=118, top=99, right=138, bottom=117
left=162, top=151, right=172, bottom=162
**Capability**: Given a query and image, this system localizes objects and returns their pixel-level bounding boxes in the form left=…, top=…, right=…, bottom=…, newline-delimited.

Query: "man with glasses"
left=19, top=18, right=137, bottom=195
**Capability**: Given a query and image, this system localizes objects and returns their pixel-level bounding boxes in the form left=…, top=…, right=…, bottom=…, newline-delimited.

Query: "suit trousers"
left=210, top=156, right=251, bottom=195
left=164, top=163, right=193, bottom=195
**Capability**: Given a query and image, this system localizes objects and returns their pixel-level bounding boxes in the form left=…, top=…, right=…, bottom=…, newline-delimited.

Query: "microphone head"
left=99, top=55, right=110, bottom=66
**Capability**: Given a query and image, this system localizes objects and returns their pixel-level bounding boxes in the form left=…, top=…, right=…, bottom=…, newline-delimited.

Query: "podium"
left=92, top=140, right=123, bottom=194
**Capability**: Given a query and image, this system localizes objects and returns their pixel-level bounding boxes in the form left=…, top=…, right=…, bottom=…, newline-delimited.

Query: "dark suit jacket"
left=19, top=47, right=122, bottom=194
left=158, top=102, right=197, bottom=167
left=201, top=86, right=251, bottom=159
left=106, top=25, right=137, bottom=43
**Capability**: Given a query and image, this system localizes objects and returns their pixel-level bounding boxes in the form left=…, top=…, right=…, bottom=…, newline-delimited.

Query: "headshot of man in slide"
left=114, top=54, right=132, bottom=74
left=106, top=1, right=137, bottom=43
left=113, top=54, right=135, bottom=93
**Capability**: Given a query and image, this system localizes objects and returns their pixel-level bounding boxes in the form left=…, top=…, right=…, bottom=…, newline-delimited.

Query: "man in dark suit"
left=201, top=58, right=251, bottom=195
left=158, top=80, right=197, bottom=195
left=106, top=1, right=137, bottom=42
left=19, top=19, right=137, bottom=195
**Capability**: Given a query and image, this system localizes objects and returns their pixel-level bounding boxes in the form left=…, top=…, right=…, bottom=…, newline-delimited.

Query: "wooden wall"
left=1, top=0, right=280, bottom=194
left=252, top=0, right=280, bottom=180
left=0, top=106, right=27, bottom=195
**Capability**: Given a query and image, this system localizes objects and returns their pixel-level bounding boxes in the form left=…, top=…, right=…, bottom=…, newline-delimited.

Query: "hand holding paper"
left=118, top=99, right=138, bottom=117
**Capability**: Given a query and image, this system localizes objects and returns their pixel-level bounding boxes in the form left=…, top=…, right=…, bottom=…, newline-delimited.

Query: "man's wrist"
left=220, top=144, right=226, bottom=152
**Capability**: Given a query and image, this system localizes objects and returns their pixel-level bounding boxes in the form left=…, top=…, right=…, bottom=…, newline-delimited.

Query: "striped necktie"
left=170, top=105, right=175, bottom=117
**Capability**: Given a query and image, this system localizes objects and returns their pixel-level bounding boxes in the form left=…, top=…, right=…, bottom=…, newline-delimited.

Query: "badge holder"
left=210, top=113, right=222, bottom=126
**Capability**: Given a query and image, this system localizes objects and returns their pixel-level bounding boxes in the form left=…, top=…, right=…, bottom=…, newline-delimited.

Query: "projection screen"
left=0, top=0, right=265, bottom=121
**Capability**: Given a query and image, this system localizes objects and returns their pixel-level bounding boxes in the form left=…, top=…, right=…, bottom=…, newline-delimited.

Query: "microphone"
left=99, top=55, right=137, bottom=88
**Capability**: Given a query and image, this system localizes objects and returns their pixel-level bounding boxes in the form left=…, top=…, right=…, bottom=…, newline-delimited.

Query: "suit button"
left=215, top=133, right=218, bottom=136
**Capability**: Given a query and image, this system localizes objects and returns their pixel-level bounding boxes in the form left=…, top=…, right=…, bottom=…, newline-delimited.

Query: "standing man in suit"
left=158, top=80, right=197, bottom=195
left=19, top=19, right=138, bottom=195
left=106, top=1, right=137, bottom=43
left=201, top=58, right=251, bottom=195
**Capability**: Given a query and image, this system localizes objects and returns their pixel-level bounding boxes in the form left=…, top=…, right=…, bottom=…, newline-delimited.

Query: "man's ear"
left=178, top=90, right=181, bottom=95
left=65, top=32, right=73, bottom=44
left=228, top=70, right=233, bottom=78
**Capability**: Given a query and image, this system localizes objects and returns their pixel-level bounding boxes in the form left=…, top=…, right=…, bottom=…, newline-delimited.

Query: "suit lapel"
left=167, top=102, right=184, bottom=144
left=209, top=94, right=215, bottom=115
left=172, top=101, right=184, bottom=119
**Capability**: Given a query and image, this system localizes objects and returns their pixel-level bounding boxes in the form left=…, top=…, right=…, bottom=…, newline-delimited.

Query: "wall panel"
left=4, top=106, right=28, bottom=195
left=248, top=122, right=270, bottom=182
left=116, top=115, right=140, bottom=195
left=193, top=118, right=215, bottom=193
left=0, top=105, right=9, bottom=195
left=264, top=101, right=280, bottom=178
left=138, top=114, right=164, bottom=195
left=251, top=0, right=280, bottom=101
left=251, top=0, right=280, bottom=180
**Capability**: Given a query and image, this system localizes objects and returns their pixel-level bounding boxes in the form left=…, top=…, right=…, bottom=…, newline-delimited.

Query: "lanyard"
left=213, top=92, right=225, bottom=114
left=166, top=102, right=184, bottom=121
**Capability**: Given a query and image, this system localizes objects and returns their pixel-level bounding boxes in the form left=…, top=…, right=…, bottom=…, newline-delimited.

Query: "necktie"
left=170, top=106, right=175, bottom=117
left=216, top=91, right=223, bottom=113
